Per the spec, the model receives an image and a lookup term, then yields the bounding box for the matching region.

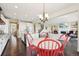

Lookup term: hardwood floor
[2,37,26,56]
[1,37,79,56]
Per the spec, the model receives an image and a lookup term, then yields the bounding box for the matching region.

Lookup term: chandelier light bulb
[39,15,43,20]
[14,5,18,8]
[45,13,49,18]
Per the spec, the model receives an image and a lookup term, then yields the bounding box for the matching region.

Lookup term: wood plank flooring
[1,37,79,56]
[2,38,26,56]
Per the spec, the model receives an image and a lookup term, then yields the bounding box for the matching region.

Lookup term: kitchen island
[0,34,10,55]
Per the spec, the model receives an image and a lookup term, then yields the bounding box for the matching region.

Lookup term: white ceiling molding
[1,14,9,24]
[48,12,79,24]
[50,6,79,19]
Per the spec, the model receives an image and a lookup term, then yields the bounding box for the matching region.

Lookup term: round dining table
[26,33,63,56]
[26,33,62,48]
[31,37,62,49]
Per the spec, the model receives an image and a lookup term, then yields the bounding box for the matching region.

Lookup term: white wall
[77,20,79,52]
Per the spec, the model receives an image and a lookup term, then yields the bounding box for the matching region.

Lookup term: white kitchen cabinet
[0,34,10,55]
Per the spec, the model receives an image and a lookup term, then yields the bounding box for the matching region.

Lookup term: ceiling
[0,3,79,23]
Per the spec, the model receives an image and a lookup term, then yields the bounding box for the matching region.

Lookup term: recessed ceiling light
[14,5,18,8]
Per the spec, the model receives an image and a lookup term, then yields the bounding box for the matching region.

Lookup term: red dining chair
[58,34,71,55]
[37,38,61,56]
[25,33,37,55]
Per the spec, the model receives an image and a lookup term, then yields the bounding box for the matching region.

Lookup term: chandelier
[38,3,49,23]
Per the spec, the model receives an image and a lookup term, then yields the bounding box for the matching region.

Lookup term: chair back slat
[57,34,71,55]
[37,38,61,56]
[58,34,70,47]
[44,42,46,49]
